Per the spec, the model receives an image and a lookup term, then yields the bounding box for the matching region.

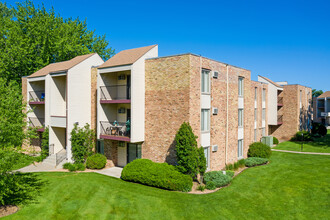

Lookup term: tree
[312,89,323,98]
[0,78,27,148]
[197,146,207,182]
[70,123,95,164]
[0,1,115,84]
[175,122,206,180]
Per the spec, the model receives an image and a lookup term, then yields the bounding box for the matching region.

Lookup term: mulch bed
[0,205,19,218]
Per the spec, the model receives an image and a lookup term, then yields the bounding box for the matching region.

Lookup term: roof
[318,91,330,98]
[98,45,157,69]
[258,75,282,88]
[27,53,96,78]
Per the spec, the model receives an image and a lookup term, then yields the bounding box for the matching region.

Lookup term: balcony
[277,115,283,125]
[100,85,131,104]
[29,91,45,104]
[29,117,45,132]
[277,97,283,107]
[100,121,130,141]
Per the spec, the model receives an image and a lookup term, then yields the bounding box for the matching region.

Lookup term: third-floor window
[238,77,244,97]
[201,69,210,93]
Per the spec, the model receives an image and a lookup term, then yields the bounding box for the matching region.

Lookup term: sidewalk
[272,149,330,155]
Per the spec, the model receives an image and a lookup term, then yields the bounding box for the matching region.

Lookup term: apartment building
[313,91,330,127]
[22,53,104,164]
[95,45,268,170]
[258,76,312,141]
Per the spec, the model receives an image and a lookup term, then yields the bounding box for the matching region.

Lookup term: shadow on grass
[1,172,46,206]
[291,133,330,149]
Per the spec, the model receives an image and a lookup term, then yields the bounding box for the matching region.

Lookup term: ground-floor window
[254,129,257,142]
[262,127,266,136]
[204,146,210,169]
[127,143,141,163]
[238,139,243,158]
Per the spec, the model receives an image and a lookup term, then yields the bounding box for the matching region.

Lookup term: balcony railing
[100,121,130,139]
[100,85,131,101]
[29,117,45,128]
[277,115,283,125]
[29,91,45,103]
[277,97,283,106]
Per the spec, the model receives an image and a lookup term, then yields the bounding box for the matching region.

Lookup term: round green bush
[245,157,269,167]
[205,181,217,190]
[247,142,272,158]
[318,125,327,137]
[203,171,232,188]
[225,170,235,178]
[273,136,279,145]
[121,159,193,192]
[86,153,107,169]
[312,122,327,136]
[291,131,312,141]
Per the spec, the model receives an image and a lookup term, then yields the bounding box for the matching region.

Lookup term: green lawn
[274,130,330,153]
[5,152,330,219]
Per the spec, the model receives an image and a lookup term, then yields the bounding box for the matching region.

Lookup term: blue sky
[5,0,330,91]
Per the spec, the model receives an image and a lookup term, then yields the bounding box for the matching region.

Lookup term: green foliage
[121,159,193,192]
[245,157,269,167]
[205,181,217,190]
[203,171,232,188]
[197,184,206,191]
[37,127,49,161]
[70,123,95,164]
[248,142,272,158]
[0,78,27,148]
[312,123,327,137]
[62,162,85,172]
[225,170,235,178]
[0,149,42,205]
[197,146,207,177]
[225,163,234,170]
[0,1,114,84]
[233,162,239,170]
[238,159,245,167]
[312,89,323,98]
[273,136,279,145]
[175,122,200,179]
[86,153,107,169]
[291,131,312,141]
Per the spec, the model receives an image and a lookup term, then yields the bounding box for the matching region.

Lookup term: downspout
[225,64,229,164]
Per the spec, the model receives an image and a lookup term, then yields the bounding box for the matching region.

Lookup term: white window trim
[238,139,244,159]
[204,146,211,170]
[238,108,244,128]
[201,109,210,132]
[238,77,244,97]
[201,69,211,95]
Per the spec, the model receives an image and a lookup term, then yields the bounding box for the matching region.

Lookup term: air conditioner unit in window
[213,71,219,79]
[212,145,218,152]
[212,107,218,115]
[118,108,126,114]
[118,74,126,80]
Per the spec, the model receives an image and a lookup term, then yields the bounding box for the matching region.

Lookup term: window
[201,109,210,131]
[127,144,142,163]
[262,127,266,136]
[300,90,302,109]
[238,77,244,96]
[262,89,266,102]
[262,108,266,121]
[255,87,257,101]
[201,69,210,93]
[238,139,243,158]
[204,146,210,169]
[254,108,257,122]
[254,129,257,142]
[238,109,243,127]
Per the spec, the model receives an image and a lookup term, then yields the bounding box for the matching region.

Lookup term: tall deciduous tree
[312,89,323,98]
[0,1,114,83]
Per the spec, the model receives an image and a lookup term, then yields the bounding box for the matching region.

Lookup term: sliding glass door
[127,143,141,163]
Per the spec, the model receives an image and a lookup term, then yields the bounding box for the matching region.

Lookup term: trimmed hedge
[203,171,232,188]
[245,157,268,167]
[248,142,272,158]
[86,153,107,169]
[273,136,279,145]
[121,159,193,192]
[62,162,85,172]
[205,181,216,190]
[225,170,235,178]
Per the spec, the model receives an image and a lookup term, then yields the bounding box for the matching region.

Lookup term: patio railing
[100,85,130,100]
[29,117,45,128]
[29,91,45,102]
[100,121,130,137]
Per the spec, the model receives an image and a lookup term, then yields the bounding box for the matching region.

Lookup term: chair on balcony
[106,124,116,135]
[119,125,127,136]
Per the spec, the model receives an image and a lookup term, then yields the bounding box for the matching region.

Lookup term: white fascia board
[28,76,46,82]
[99,65,131,74]
[50,71,67,77]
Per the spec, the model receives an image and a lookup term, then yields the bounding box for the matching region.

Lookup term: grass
[5,152,330,219]
[274,130,330,153]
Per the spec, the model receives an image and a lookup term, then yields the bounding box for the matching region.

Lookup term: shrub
[273,136,279,145]
[203,171,232,188]
[86,153,107,169]
[247,142,272,158]
[311,122,327,137]
[197,184,206,191]
[70,123,95,164]
[205,181,217,190]
[291,131,312,141]
[238,159,245,168]
[121,159,193,192]
[225,170,235,178]
[62,162,85,172]
[245,157,269,167]
[197,146,207,178]
[225,163,234,170]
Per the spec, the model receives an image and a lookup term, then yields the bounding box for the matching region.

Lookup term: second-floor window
[262,89,266,102]
[254,108,257,122]
[238,77,244,97]
[238,109,243,127]
[201,69,210,93]
[201,109,210,131]
[262,108,266,121]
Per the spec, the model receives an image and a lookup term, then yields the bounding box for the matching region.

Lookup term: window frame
[204,146,210,170]
[238,139,243,158]
[201,69,211,94]
[238,108,244,127]
[238,77,244,97]
[201,109,210,132]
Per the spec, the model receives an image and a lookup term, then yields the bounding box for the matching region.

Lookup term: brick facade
[91,67,98,131]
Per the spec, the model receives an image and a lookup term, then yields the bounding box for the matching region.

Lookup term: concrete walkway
[95,167,123,178]
[272,149,330,155]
